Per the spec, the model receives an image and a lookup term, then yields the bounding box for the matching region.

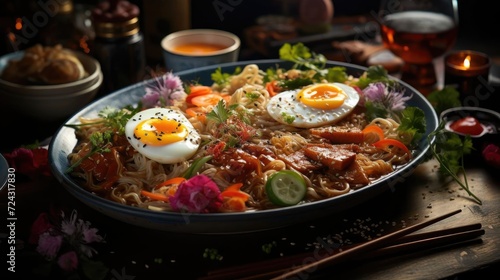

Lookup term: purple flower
[57,251,78,272]
[37,232,63,260]
[387,90,412,111]
[169,174,223,213]
[363,82,386,102]
[141,72,186,108]
[363,82,412,113]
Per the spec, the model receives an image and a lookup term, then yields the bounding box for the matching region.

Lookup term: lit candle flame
[463,55,471,69]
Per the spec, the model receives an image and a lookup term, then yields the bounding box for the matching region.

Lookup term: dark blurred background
[1,0,499,62]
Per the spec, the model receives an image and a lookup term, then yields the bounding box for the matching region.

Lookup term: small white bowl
[161,29,240,72]
[0,50,101,95]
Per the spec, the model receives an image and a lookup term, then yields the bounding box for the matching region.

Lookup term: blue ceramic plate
[49,60,439,234]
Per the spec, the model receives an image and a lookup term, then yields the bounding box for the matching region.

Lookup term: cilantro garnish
[65,131,113,173]
[427,122,480,204]
[354,65,395,89]
[206,99,232,124]
[281,112,296,124]
[397,107,426,147]
[203,248,223,261]
[424,86,479,203]
[261,241,278,254]
[426,86,462,116]
[211,67,241,87]
[279,42,327,74]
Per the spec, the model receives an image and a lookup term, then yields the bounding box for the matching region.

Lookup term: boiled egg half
[125,108,201,164]
[266,83,360,128]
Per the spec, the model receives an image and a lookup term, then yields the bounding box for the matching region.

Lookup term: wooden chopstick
[230,228,485,280]
[359,227,485,260]
[271,209,463,280]
[200,209,484,280]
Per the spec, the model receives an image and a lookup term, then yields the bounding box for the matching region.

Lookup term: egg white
[266,83,360,128]
[125,108,201,164]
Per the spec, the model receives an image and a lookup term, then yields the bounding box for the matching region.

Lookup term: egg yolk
[296,83,346,110]
[134,118,188,146]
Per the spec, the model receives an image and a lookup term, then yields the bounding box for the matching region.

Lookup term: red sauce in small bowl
[450,116,484,136]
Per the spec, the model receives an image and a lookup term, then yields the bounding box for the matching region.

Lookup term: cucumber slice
[265,170,307,206]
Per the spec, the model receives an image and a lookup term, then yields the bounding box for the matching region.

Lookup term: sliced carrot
[225,182,243,192]
[186,85,212,104]
[222,197,247,212]
[186,107,208,123]
[165,185,178,197]
[191,93,224,107]
[373,138,411,156]
[221,183,249,201]
[140,190,169,202]
[155,177,186,189]
[362,124,385,143]
[266,80,280,97]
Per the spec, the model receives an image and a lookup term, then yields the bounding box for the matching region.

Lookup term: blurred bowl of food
[161,29,240,72]
[0,44,102,121]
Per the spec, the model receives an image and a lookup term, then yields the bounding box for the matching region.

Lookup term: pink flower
[29,213,53,244]
[37,232,63,260]
[482,143,500,169]
[169,174,223,213]
[57,251,79,272]
[3,147,52,179]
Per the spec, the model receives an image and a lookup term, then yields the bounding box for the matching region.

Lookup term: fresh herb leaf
[203,248,223,261]
[211,67,241,87]
[206,99,231,124]
[211,67,231,86]
[261,241,277,254]
[279,42,327,74]
[364,100,389,121]
[281,112,296,124]
[354,65,394,89]
[426,86,461,116]
[325,66,348,83]
[397,107,426,147]
[65,131,113,173]
[279,77,314,90]
[427,122,480,204]
[64,106,139,173]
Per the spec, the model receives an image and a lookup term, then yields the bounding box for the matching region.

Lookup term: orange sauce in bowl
[172,43,227,55]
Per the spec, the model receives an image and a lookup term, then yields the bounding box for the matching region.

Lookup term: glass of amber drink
[378,0,459,95]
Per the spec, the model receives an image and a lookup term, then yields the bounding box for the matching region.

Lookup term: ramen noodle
[66,62,423,213]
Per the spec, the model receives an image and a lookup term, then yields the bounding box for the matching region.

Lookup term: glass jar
[91,0,146,94]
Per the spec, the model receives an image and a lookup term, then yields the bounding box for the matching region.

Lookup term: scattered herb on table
[203,248,223,261]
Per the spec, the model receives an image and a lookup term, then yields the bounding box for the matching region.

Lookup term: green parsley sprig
[426,86,480,204]
[427,122,480,204]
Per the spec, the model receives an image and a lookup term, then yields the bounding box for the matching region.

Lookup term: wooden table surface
[2,149,500,279]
